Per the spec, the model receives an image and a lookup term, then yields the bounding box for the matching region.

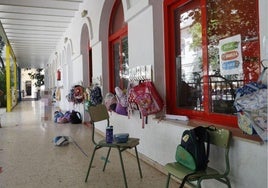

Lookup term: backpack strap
[197,126,214,163]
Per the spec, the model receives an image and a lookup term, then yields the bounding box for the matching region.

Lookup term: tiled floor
[0,101,179,188]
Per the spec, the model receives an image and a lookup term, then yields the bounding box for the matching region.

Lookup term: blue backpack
[54,111,64,123]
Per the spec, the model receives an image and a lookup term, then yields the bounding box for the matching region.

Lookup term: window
[164,0,260,127]
[109,0,129,90]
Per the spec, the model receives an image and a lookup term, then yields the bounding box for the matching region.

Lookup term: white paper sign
[219,34,243,75]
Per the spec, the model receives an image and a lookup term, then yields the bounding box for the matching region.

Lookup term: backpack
[127,81,164,128]
[104,92,117,112]
[90,85,103,106]
[54,111,64,123]
[70,110,82,124]
[57,111,72,123]
[115,87,128,107]
[67,85,84,104]
[176,126,211,171]
[115,87,128,116]
[176,126,213,188]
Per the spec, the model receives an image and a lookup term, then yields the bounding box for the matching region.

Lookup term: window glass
[113,42,120,87]
[174,2,202,110]
[206,0,259,114]
[120,36,129,88]
[113,36,129,89]
[165,0,260,126]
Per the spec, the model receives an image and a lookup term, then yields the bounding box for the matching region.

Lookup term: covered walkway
[0,100,179,188]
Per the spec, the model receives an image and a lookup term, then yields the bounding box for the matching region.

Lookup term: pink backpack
[128,81,164,128]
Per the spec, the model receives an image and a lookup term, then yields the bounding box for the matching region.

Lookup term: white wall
[91,41,103,84]
[45,1,268,187]
[128,6,154,68]
[102,112,268,188]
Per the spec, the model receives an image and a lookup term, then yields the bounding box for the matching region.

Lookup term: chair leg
[118,148,128,188]
[85,147,97,182]
[225,177,231,188]
[216,177,231,188]
[134,146,143,178]
[196,179,202,188]
[166,173,171,188]
[103,147,111,172]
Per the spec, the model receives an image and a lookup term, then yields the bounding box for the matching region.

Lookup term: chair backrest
[88,104,109,123]
[207,127,231,176]
[88,104,110,145]
[207,128,231,148]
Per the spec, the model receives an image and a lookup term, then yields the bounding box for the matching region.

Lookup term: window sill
[157,117,264,145]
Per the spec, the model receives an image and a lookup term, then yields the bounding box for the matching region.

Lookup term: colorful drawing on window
[219,34,243,76]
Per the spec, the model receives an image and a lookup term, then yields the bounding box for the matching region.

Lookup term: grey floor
[0,100,179,188]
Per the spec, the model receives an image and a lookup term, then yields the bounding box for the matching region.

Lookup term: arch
[80,23,92,122]
[84,17,94,41]
[80,23,92,87]
[98,0,129,94]
[98,0,115,95]
[65,38,74,55]
[108,0,128,90]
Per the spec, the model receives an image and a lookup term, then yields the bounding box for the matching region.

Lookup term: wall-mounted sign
[219,34,243,76]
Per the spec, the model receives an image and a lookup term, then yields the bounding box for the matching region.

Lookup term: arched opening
[109,0,128,91]
[81,23,92,122]
[81,23,92,87]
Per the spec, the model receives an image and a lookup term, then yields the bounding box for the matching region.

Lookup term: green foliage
[0,70,6,93]
[0,70,6,107]
[189,22,202,51]
[28,68,44,87]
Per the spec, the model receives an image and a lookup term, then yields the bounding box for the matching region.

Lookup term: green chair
[165,127,232,188]
[85,104,143,188]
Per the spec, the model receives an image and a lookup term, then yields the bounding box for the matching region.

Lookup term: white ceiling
[0,0,83,68]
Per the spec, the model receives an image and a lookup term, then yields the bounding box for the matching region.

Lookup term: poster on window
[219,34,243,76]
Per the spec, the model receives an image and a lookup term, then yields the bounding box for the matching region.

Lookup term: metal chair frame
[165,127,232,188]
[85,104,143,188]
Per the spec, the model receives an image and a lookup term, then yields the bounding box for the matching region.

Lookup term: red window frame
[164,0,261,127]
[108,0,128,91]
[109,28,128,90]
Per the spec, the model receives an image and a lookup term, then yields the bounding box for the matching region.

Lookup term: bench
[165,127,232,188]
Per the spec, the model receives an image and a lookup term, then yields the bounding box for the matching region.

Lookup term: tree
[28,68,44,87]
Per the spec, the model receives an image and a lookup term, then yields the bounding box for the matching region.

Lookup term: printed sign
[219,34,243,76]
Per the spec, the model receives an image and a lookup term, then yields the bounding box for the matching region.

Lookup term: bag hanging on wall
[134,81,164,115]
[115,87,128,107]
[234,67,267,141]
[237,111,256,135]
[127,82,139,113]
[90,85,103,106]
[115,87,128,116]
[128,81,164,128]
[104,92,117,112]
[67,85,85,104]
